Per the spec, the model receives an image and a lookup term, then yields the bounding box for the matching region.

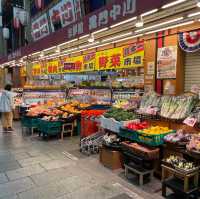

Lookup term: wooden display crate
[99,146,123,170]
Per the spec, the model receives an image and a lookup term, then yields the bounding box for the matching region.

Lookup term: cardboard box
[99,146,123,170]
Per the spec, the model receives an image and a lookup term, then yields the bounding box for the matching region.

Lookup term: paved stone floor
[0,122,164,199]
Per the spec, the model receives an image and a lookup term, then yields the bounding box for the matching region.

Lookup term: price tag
[183,117,197,127]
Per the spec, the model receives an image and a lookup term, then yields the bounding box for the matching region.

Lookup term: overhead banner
[32,63,42,76]
[157,46,177,79]
[31,13,50,41]
[32,42,144,75]
[179,30,200,52]
[96,41,144,70]
[63,55,83,73]
[83,53,96,71]
[49,0,76,32]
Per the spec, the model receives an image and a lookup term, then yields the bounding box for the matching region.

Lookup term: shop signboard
[67,0,136,39]
[31,13,50,41]
[32,63,42,76]
[49,0,76,32]
[83,53,96,71]
[62,55,83,73]
[157,46,177,79]
[46,60,59,74]
[96,42,144,70]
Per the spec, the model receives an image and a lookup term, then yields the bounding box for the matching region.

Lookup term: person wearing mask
[0,84,15,132]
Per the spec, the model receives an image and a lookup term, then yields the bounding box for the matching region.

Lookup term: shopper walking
[0,84,15,132]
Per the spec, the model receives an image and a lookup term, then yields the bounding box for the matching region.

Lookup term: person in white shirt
[0,84,15,132]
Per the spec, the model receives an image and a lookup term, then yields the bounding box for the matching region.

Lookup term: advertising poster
[157,46,177,79]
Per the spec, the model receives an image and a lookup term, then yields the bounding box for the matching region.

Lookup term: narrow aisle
[0,122,163,199]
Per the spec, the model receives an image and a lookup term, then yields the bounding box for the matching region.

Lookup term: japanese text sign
[83,53,96,71]
[49,0,76,32]
[96,41,144,70]
[31,13,50,41]
[63,55,83,73]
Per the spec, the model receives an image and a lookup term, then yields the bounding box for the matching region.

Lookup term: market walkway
[0,122,163,199]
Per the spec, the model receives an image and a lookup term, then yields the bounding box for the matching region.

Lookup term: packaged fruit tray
[135,129,176,147]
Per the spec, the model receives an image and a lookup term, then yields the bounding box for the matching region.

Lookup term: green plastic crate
[37,119,62,136]
[135,130,176,146]
[119,127,138,141]
[21,116,40,128]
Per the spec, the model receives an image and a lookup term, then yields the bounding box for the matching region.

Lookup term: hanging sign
[49,0,76,32]
[157,46,177,79]
[63,55,83,73]
[122,41,144,69]
[96,42,144,70]
[179,30,200,52]
[31,13,50,41]
[83,53,96,71]
[47,60,59,74]
[32,63,42,76]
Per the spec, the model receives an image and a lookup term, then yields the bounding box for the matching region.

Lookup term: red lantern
[35,0,44,10]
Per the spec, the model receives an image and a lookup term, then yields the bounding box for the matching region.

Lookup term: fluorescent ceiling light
[92,27,109,34]
[145,20,194,35]
[135,17,183,33]
[162,0,186,9]
[43,46,56,52]
[79,41,100,49]
[79,34,90,39]
[58,38,78,46]
[135,16,144,28]
[113,34,143,43]
[32,51,40,56]
[102,32,132,42]
[141,9,158,17]
[110,16,137,28]
[188,11,200,17]
[87,43,112,50]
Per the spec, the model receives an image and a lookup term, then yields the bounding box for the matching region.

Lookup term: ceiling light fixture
[87,43,112,50]
[92,27,109,34]
[79,34,90,39]
[79,41,100,49]
[141,9,158,17]
[88,34,95,43]
[113,34,144,43]
[135,17,183,33]
[110,16,137,28]
[135,16,144,28]
[102,32,133,42]
[188,11,200,18]
[162,0,186,9]
[145,20,194,35]
[58,38,78,47]
[197,0,200,7]
[43,46,56,52]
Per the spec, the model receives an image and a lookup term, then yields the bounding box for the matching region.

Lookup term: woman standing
[0,84,15,132]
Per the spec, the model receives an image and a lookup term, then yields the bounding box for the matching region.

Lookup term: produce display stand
[161,164,199,198]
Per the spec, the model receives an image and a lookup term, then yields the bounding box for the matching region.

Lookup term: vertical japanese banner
[63,55,83,73]
[83,53,96,72]
[31,13,50,41]
[49,0,76,32]
[95,47,123,70]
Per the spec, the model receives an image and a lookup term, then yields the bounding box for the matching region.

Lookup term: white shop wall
[184,50,200,92]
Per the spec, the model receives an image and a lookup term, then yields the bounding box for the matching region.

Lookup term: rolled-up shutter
[184,51,200,92]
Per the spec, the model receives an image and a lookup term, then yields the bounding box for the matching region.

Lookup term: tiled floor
[0,122,164,199]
